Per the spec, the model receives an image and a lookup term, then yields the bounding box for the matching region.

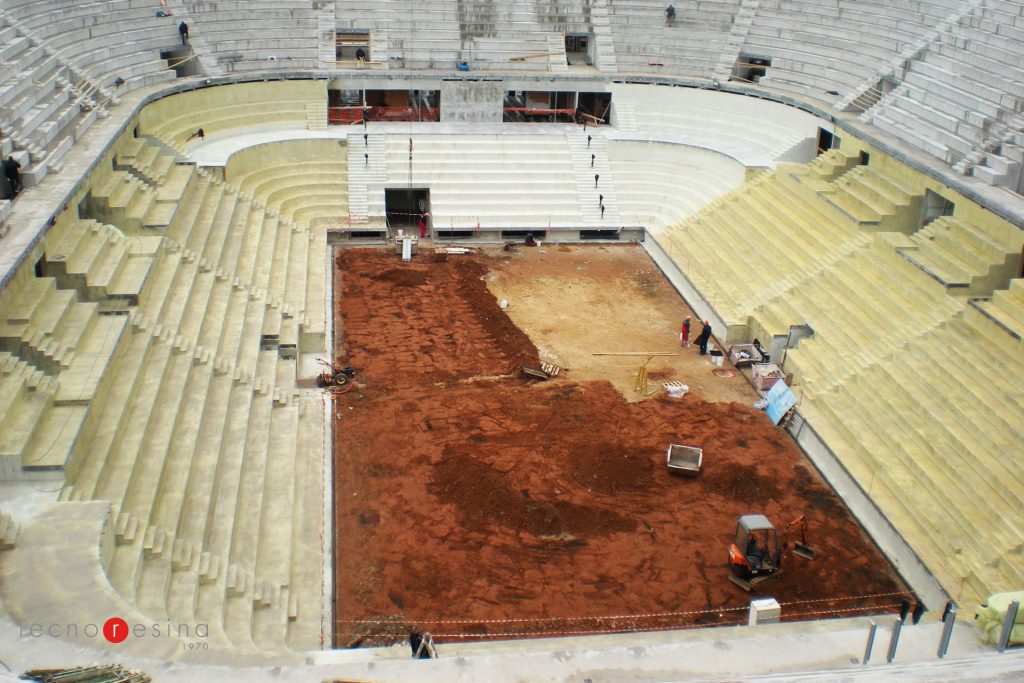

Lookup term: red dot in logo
[103,617,128,644]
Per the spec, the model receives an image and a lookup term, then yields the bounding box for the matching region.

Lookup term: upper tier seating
[0,0,177,184]
[354,0,590,71]
[860,1,1024,182]
[182,0,319,73]
[606,0,735,78]
[3,0,177,93]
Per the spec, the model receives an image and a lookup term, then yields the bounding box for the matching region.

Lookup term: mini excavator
[727,514,815,591]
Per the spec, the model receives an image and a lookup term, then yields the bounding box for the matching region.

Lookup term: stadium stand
[0,1,1023,679]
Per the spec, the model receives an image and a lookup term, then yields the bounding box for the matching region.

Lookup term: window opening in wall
[816,128,834,155]
[503,91,576,122]
[336,31,370,63]
[364,90,440,122]
[859,150,870,166]
[920,189,955,228]
[329,90,440,124]
[731,54,770,84]
[502,230,548,239]
[577,92,612,125]
[580,229,620,240]
[565,34,590,66]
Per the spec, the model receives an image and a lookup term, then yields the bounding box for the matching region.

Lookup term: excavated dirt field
[332,245,911,647]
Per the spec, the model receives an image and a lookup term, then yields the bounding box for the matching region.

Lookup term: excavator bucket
[792,541,816,560]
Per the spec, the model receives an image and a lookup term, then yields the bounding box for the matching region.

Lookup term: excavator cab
[728,514,782,591]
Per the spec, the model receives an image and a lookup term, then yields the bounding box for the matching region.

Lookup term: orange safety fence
[335,591,914,645]
[327,105,439,124]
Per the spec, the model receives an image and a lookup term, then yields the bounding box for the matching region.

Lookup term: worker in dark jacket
[4,156,22,196]
[695,319,712,355]
[179,21,189,44]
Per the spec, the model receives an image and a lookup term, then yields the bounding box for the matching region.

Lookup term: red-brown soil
[332,247,910,647]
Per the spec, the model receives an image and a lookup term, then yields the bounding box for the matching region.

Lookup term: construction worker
[4,156,22,197]
[680,315,691,347]
[665,4,676,25]
[695,320,712,355]
[178,21,189,44]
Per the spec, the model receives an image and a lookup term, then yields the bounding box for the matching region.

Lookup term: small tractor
[317,361,356,391]
[727,514,815,591]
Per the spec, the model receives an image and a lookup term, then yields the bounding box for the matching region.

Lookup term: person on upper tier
[4,156,22,197]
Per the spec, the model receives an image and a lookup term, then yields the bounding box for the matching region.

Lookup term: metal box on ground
[729,344,764,368]
[666,444,702,476]
[753,363,785,392]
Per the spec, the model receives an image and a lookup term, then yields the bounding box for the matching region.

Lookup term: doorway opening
[385,188,431,234]
[578,92,612,124]
[565,34,590,65]
[816,128,834,155]
[920,189,955,229]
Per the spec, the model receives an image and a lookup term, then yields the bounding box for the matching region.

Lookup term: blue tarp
[765,380,797,424]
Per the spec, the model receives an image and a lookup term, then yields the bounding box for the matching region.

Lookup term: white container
[748,597,781,625]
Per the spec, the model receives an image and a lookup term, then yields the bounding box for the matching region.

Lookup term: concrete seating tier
[608,139,745,233]
[797,306,1024,608]
[774,235,964,395]
[90,170,173,231]
[0,29,95,185]
[860,2,1024,170]
[371,0,587,70]
[740,0,957,100]
[606,0,733,78]
[50,133,326,653]
[3,0,176,93]
[0,264,131,479]
[609,83,820,166]
[898,217,1024,296]
[232,163,348,229]
[385,134,582,228]
[137,82,323,151]
[41,218,162,307]
[657,164,866,333]
[814,165,920,231]
[974,279,1024,341]
[182,0,318,72]
[0,351,60,480]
